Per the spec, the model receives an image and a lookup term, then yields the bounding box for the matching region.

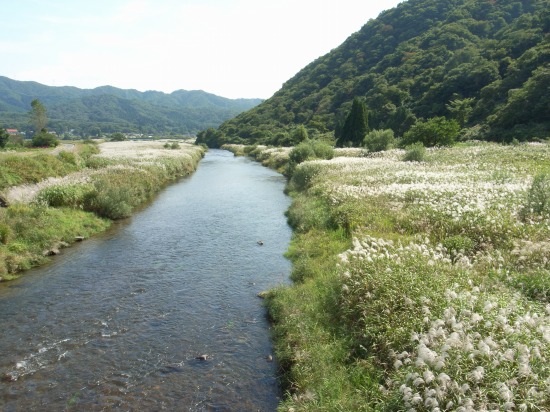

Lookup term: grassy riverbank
[0,141,204,280]
[226,142,550,411]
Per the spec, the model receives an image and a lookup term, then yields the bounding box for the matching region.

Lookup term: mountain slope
[0,76,262,135]
[208,0,549,146]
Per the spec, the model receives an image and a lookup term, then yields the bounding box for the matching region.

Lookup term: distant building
[6,129,18,135]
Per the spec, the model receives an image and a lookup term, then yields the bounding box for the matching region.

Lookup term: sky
[1,0,403,99]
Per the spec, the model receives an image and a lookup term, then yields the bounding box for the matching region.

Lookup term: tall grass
[0,141,204,279]
[265,142,550,410]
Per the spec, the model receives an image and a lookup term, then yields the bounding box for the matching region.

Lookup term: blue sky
[1,0,403,99]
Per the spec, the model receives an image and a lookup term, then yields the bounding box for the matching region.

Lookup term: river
[0,150,292,411]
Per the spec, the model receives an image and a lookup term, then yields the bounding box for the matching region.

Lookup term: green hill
[0,76,262,136]
[202,0,549,147]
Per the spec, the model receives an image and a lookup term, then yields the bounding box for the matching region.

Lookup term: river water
[0,150,292,411]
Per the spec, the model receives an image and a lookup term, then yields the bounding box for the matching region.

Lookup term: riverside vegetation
[224,141,550,411]
[0,140,204,280]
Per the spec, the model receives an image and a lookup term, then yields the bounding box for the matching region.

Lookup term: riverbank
[0,141,204,280]
[225,142,550,411]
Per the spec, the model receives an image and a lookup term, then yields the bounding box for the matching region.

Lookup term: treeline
[199,0,550,147]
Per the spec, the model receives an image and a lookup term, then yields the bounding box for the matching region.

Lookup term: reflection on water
[0,150,292,411]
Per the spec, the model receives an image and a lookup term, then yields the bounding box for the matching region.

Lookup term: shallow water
[0,150,292,411]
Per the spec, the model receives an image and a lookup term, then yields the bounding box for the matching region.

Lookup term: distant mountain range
[0,76,262,136]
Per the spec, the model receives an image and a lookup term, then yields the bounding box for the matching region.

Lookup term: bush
[289,141,316,164]
[401,117,459,147]
[32,131,59,147]
[287,140,334,177]
[290,163,323,192]
[402,142,426,162]
[310,139,334,160]
[364,129,395,152]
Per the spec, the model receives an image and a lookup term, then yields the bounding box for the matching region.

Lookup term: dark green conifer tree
[338,97,369,147]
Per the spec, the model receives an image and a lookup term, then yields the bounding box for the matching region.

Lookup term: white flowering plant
[270,141,550,410]
[339,234,550,410]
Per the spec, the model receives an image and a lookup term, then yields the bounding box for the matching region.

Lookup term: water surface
[0,149,292,411]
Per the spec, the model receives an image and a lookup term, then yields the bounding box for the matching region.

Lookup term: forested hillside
[202,0,549,147]
[0,76,262,136]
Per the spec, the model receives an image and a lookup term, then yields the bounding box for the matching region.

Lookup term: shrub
[310,139,334,160]
[287,140,334,177]
[401,116,459,147]
[289,141,315,164]
[32,131,59,147]
[402,142,426,162]
[290,163,323,192]
[364,129,395,152]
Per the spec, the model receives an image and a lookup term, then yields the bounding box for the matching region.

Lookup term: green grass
[0,152,80,190]
[0,204,110,279]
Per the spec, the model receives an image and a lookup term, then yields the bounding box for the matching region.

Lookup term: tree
[32,131,59,147]
[401,117,460,147]
[364,129,395,152]
[338,97,369,147]
[291,125,309,145]
[446,97,475,126]
[0,128,9,148]
[30,99,48,132]
[110,132,127,142]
